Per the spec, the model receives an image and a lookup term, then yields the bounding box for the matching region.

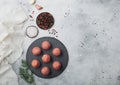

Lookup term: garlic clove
[28,0,36,5]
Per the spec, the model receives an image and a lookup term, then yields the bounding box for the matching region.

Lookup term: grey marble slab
[13,0,120,85]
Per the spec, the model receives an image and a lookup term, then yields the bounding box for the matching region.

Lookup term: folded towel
[0,0,27,85]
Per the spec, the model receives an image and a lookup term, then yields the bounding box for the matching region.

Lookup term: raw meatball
[42,54,51,63]
[32,47,41,56]
[31,59,40,68]
[41,66,50,76]
[52,48,61,56]
[52,61,61,70]
[42,41,51,50]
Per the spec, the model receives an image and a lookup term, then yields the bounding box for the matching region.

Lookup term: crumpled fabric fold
[0,0,27,85]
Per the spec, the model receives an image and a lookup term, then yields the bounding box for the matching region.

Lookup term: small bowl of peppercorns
[36,12,55,30]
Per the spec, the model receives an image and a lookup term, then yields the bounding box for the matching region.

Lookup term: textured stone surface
[14,0,120,85]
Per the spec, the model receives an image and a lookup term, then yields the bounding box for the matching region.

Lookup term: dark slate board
[26,37,69,79]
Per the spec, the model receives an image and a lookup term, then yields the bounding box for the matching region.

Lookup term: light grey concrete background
[13,0,120,85]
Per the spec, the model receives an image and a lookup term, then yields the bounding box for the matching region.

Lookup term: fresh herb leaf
[19,60,36,85]
[21,60,29,68]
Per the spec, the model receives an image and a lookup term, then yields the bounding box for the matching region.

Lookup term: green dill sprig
[19,60,36,85]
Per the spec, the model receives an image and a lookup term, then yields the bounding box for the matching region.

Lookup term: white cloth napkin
[0,0,27,85]
[0,60,18,85]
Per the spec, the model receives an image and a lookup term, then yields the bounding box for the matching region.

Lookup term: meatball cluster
[31,40,62,76]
